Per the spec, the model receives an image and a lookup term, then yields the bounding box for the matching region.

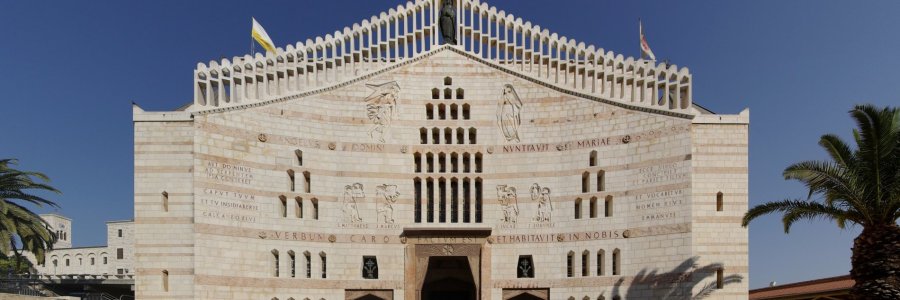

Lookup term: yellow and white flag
[252,17,276,53]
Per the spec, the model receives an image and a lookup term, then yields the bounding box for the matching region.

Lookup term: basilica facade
[132,1,749,299]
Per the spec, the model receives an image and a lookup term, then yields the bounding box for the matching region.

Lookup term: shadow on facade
[607,256,742,299]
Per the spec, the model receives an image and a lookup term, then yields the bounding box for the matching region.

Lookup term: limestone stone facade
[133,1,750,299]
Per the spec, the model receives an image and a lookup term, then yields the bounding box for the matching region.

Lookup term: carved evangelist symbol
[342,183,365,223]
[376,184,400,224]
[364,81,400,143]
[531,183,552,222]
[497,84,523,142]
[496,185,520,223]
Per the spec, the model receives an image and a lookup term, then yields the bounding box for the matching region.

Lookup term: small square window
[118,229,123,238]
[517,255,534,278]
[362,256,378,279]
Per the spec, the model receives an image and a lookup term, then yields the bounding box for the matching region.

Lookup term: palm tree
[742,104,900,299]
[0,159,60,273]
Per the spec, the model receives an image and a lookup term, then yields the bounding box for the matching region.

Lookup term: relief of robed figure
[498,84,523,142]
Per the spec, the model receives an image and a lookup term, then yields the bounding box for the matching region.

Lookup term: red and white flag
[640,20,656,61]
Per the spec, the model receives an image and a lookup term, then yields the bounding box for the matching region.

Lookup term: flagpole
[250,17,255,56]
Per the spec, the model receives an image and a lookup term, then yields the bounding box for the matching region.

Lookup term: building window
[582,250,590,276]
[605,196,614,217]
[65,259,69,266]
[427,153,435,173]
[716,268,724,289]
[426,178,435,222]
[295,197,303,218]
[117,248,124,260]
[450,178,459,223]
[474,153,483,173]
[162,270,169,292]
[439,152,447,173]
[288,250,296,278]
[432,88,440,99]
[426,103,434,120]
[90,257,95,265]
[118,229,123,238]
[517,255,534,278]
[444,127,452,144]
[574,198,582,219]
[462,104,470,120]
[438,178,447,222]
[450,153,459,173]
[415,153,422,172]
[295,149,303,166]
[303,171,311,193]
[589,150,597,166]
[444,76,452,86]
[287,170,296,192]
[272,249,280,277]
[304,251,312,278]
[103,257,108,264]
[311,198,319,220]
[596,249,605,276]
[612,249,620,275]
[468,128,477,144]
[362,256,378,279]
[463,178,471,223]
[462,153,471,173]
[320,252,327,279]
[582,172,590,193]
[420,128,428,144]
[279,196,288,218]
[589,197,598,218]
[475,178,483,223]
[566,251,574,277]
[597,170,605,192]
[456,88,464,99]
[717,192,724,212]
[450,104,458,119]
[162,191,169,212]
[432,127,440,144]
[444,88,452,99]
[456,128,464,144]
[438,103,446,120]
[414,178,422,223]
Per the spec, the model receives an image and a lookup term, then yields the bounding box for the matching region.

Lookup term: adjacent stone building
[30,214,134,277]
[133,1,750,299]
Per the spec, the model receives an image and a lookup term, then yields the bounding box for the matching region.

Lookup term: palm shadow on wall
[606,256,743,300]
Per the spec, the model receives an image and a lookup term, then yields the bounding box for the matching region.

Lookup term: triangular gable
[191,0,693,118]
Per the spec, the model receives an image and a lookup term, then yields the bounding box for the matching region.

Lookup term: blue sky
[1,0,898,289]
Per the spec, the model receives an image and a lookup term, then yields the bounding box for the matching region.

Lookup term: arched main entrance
[421,256,476,300]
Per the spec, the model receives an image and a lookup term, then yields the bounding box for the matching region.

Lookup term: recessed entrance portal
[422,256,476,300]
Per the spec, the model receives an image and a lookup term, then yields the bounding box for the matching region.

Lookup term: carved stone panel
[364,81,400,143]
[529,183,552,222]
[498,84,523,143]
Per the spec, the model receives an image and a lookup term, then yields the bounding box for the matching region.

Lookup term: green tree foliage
[0,159,60,273]
[743,105,900,299]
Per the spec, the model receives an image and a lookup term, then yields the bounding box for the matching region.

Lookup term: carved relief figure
[364,81,400,143]
[531,183,552,222]
[496,185,519,223]
[376,184,400,223]
[497,84,523,142]
[439,0,456,45]
[342,183,364,222]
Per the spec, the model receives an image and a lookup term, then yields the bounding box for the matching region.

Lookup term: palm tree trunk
[851,224,900,299]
